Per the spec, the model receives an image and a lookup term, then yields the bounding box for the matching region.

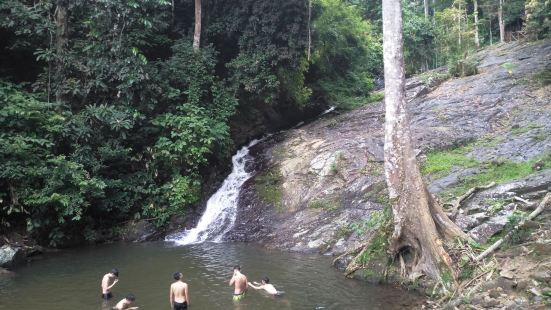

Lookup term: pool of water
[0,242,422,309]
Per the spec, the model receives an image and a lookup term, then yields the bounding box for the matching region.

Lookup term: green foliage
[358,231,388,265]
[422,139,551,202]
[448,56,479,77]
[532,67,551,86]
[524,0,551,39]
[485,198,509,215]
[350,207,392,235]
[144,175,201,227]
[504,210,529,244]
[0,82,105,245]
[309,198,340,211]
[212,0,310,106]
[403,2,437,74]
[352,207,392,265]
[501,62,515,76]
[308,0,382,108]
[418,71,451,87]
[421,145,478,177]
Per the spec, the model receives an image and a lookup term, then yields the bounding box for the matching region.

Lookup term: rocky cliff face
[225,40,551,263]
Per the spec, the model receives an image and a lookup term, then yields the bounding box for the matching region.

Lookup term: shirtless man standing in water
[169,272,190,310]
[229,265,248,301]
[101,268,119,299]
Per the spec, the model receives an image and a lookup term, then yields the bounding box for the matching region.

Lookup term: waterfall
[166,139,261,245]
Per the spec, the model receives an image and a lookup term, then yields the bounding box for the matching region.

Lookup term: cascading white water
[166,139,261,245]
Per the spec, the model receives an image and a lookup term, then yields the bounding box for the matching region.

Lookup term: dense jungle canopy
[0,0,548,246]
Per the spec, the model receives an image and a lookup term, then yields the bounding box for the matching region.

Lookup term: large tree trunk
[307,0,312,61]
[498,0,505,43]
[55,0,68,105]
[193,0,202,51]
[474,0,480,48]
[382,0,468,284]
[424,0,429,19]
[457,1,462,47]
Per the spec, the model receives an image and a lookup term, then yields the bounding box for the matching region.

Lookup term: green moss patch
[309,198,340,211]
[421,144,478,178]
[421,137,551,202]
[440,155,551,200]
[255,168,283,210]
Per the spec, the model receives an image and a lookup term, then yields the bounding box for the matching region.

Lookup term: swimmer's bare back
[170,281,189,305]
[229,272,248,294]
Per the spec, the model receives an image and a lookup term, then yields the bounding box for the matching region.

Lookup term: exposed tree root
[475,192,551,261]
[448,182,496,219]
[387,187,472,291]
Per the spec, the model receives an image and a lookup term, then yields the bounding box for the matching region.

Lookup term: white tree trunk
[55,0,68,105]
[307,0,312,61]
[474,0,480,48]
[498,0,505,43]
[457,2,462,47]
[382,0,468,283]
[193,0,202,51]
[424,0,429,19]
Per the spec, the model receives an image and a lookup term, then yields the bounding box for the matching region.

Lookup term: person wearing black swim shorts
[170,272,190,309]
[101,268,119,300]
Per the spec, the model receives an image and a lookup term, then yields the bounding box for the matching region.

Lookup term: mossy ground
[254,168,283,210]
[308,198,340,211]
[420,137,551,202]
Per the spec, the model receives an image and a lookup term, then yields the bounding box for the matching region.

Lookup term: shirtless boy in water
[248,276,279,295]
[113,294,138,310]
[170,272,190,310]
[101,268,119,299]
[229,265,248,301]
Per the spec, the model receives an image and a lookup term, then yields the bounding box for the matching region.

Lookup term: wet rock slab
[226,41,551,258]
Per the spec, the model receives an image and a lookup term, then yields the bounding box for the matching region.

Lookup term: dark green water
[0,242,422,309]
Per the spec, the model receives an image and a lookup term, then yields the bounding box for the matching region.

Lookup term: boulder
[120,220,158,242]
[469,215,509,244]
[0,245,25,268]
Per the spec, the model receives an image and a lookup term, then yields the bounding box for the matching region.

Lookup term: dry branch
[450,182,496,218]
[513,196,534,207]
[475,193,551,261]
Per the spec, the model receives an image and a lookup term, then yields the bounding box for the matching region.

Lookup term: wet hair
[126,294,136,301]
[173,272,183,280]
[262,276,270,284]
[111,268,119,277]
[233,265,241,271]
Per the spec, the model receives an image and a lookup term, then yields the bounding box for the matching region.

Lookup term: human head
[233,265,241,272]
[262,276,270,284]
[173,272,183,280]
[126,294,136,302]
[111,268,119,277]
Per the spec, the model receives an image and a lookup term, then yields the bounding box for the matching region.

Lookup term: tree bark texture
[307,0,312,61]
[382,0,468,283]
[498,0,505,43]
[474,0,480,48]
[55,0,68,105]
[193,0,202,51]
[424,0,429,19]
